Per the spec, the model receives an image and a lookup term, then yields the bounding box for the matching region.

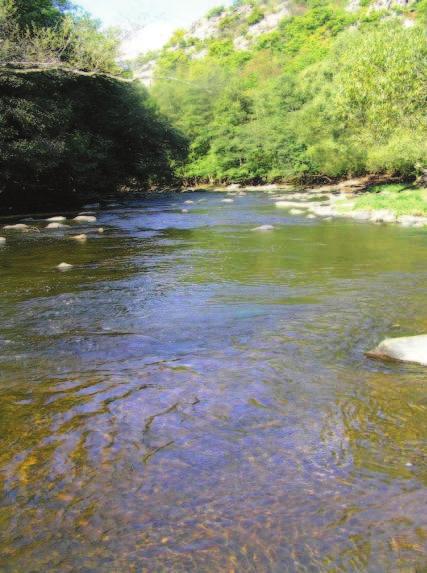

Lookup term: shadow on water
[0,192,426,571]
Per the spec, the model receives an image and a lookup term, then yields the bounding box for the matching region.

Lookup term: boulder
[367,335,427,366]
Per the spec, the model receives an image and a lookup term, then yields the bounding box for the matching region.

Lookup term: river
[0,191,426,572]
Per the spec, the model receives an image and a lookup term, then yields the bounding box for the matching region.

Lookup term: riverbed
[0,191,426,571]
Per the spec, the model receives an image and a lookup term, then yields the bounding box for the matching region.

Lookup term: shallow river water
[0,191,426,572]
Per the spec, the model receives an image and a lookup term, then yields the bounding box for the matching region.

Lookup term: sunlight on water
[0,192,426,571]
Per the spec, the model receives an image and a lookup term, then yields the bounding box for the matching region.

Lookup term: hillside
[134,0,426,185]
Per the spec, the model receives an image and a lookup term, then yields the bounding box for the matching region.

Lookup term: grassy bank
[339,184,427,217]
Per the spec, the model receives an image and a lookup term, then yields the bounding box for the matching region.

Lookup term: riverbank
[188,177,427,227]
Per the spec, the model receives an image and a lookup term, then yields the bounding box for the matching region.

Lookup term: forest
[149,0,426,185]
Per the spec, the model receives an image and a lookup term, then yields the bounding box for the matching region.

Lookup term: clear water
[0,192,426,572]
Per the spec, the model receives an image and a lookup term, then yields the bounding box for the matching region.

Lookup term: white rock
[310,206,336,217]
[57,262,73,270]
[290,208,304,215]
[306,214,316,219]
[98,227,104,234]
[46,216,66,222]
[397,215,426,227]
[3,223,29,231]
[252,225,274,231]
[367,334,427,366]
[184,200,194,204]
[181,209,189,213]
[0,237,6,245]
[276,200,306,208]
[73,215,97,223]
[370,209,396,223]
[70,234,87,242]
[46,222,69,229]
[351,211,372,221]
[221,198,234,203]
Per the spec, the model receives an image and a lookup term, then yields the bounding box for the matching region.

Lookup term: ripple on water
[0,192,426,571]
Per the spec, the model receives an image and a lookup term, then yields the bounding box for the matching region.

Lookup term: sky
[77,0,233,56]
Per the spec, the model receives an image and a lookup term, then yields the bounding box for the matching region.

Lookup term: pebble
[98,228,104,234]
[70,234,87,242]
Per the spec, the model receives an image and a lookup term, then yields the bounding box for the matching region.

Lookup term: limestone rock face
[367,335,427,366]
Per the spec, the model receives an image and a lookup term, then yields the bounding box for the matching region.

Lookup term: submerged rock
[367,335,427,366]
[221,198,234,203]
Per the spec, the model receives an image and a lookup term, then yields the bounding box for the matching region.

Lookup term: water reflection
[0,193,426,571]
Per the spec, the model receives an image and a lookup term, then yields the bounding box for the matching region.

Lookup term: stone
[290,208,304,215]
[306,214,316,219]
[221,198,234,203]
[0,237,6,245]
[370,210,397,223]
[70,234,87,242]
[57,262,73,270]
[73,215,97,223]
[98,227,104,233]
[46,216,66,222]
[366,335,427,366]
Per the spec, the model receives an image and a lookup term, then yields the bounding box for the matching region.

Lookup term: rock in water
[46,222,69,229]
[3,224,29,231]
[73,215,97,223]
[252,225,274,231]
[46,216,66,222]
[70,234,87,242]
[57,262,73,270]
[367,335,427,366]
[221,198,234,203]
[0,237,6,245]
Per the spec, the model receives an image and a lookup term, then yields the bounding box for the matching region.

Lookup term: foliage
[0,0,188,213]
[0,71,187,213]
[150,0,426,184]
